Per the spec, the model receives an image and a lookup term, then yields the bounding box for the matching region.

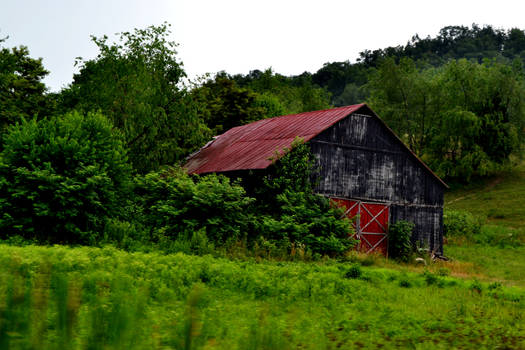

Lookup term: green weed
[0,244,522,349]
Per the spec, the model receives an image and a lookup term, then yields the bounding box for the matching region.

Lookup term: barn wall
[310,111,445,254]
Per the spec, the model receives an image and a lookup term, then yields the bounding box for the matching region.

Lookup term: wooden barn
[184,104,448,255]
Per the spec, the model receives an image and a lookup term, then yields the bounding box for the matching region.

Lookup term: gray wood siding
[310,111,445,254]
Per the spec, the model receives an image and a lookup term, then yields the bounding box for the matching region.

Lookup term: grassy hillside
[445,162,525,230]
[0,245,524,349]
[444,161,525,287]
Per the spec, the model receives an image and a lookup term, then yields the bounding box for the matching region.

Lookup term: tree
[0,111,132,244]
[58,24,210,173]
[0,38,53,134]
[191,74,267,135]
[366,57,436,155]
[312,61,369,105]
[367,57,525,180]
[232,68,332,115]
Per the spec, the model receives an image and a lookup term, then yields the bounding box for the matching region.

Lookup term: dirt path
[445,176,503,205]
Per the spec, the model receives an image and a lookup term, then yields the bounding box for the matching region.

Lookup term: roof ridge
[268,103,365,119]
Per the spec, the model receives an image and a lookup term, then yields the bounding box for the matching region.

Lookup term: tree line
[1,23,525,250]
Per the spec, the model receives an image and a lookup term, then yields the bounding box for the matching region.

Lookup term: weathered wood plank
[311,111,444,254]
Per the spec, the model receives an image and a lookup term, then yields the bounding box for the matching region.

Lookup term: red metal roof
[184,103,448,188]
[184,104,366,174]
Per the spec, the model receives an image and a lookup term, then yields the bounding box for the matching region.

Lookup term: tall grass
[0,244,523,349]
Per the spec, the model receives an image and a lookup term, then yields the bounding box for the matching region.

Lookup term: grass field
[444,161,525,288]
[0,245,524,349]
[445,161,525,230]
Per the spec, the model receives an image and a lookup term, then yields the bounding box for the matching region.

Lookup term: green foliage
[263,138,316,195]
[253,139,355,256]
[388,221,414,261]
[368,57,525,180]
[228,25,525,108]
[0,41,53,135]
[312,61,369,106]
[253,92,287,118]
[231,68,332,115]
[443,209,482,237]
[58,24,210,173]
[191,74,267,134]
[0,245,524,349]
[134,168,254,245]
[358,24,525,67]
[344,264,362,279]
[0,111,131,244]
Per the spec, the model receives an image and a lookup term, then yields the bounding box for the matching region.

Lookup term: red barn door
[331,198,390,255]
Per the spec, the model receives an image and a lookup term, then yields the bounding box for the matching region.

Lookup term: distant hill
[232,24,525,107]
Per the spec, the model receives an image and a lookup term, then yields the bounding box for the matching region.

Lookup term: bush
[252,139,356,257]
[0,111,131,244]
[443,209,482,236]
[344,264,362,279]
[388,221,414,261]
[423,270,438,285]
[133,168,254,245]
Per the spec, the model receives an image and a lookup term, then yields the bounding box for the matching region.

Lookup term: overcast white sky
[2,0,525,91]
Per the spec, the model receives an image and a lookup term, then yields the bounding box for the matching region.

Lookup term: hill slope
[444,161,525,286]
[446,162,525,229]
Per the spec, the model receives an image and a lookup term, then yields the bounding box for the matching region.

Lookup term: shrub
[0,111,131,244]
[443,209,482,236]
[423,270,438,285]
[344,264,362,279]
[388,221,414,261]
[398,277,412,288]
[470,279,483,294]
[252,139,356,256]
[134,168,254,245]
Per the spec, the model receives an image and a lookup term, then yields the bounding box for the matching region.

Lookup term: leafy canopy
[0,111,132,244]
[0,38,53,134]
[191,74,267,135]
[58,23,210,173]
[367,57,525,180]
[133,168,254,245]
[231,69,332,115]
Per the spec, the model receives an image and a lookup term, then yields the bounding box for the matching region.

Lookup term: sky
[2,0,525,91]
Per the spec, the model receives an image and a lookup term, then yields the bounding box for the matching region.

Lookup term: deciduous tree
[58,24,210,173]
[0,38,53,134]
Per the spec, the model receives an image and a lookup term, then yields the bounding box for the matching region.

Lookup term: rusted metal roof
[184,103,448,188]
[184,104,366,174]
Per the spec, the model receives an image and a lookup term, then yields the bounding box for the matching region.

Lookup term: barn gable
[311,105,446,202]
[309,105,445,254]
[184,104,447,255]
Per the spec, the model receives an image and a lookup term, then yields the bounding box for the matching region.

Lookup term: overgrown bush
[443,209,482,236]
[0,111,131,244]
[388,221,414,261]
[252,139,356,256]
[133,167,254,245]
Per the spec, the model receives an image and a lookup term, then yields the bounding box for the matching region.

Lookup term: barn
[184,104,448,256]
